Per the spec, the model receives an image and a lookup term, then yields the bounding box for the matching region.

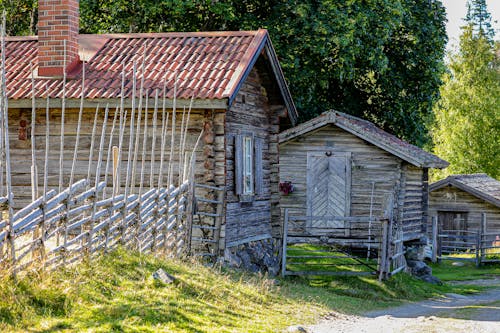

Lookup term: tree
[432,25,500,179]
[0,0,37,36]
[2,0,448,146]
[465,0,495,42]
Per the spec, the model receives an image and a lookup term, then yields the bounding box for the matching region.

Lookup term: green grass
[286,244,377,274]
[0,248,488,333]
[430,259,500,282]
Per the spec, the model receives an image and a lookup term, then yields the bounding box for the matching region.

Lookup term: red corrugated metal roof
[4,30,269,101]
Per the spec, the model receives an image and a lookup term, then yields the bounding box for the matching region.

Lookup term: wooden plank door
[307,152,351,232]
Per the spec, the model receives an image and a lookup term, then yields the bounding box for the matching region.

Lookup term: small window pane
[243,136,253,194]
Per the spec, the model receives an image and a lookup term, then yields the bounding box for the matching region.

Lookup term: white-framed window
[235,133,263,200]
[242,135,254,195]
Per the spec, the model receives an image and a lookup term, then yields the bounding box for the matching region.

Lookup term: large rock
[407,260,432,277]
[224,238,281,276]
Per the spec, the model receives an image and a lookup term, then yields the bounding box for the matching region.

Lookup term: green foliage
[267,0,447,146]
[465,0,495,42]
[2,0,447,146]
[0,0,37,36]
[432,25,500,180]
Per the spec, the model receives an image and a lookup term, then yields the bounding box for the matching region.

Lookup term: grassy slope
[0,248,483,333]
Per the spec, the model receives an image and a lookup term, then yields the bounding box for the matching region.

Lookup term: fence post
[432,216,438,263]
[281,208,289,278]
[480,213,486,265]
[184,155,196,256]
[378,219,389,281]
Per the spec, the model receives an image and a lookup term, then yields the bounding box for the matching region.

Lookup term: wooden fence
[281,208,406,280]
[431,213,500,266]
[0,178,192,275]
[0,20,202,276]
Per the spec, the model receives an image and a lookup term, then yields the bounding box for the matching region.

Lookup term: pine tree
[465,0,495,42]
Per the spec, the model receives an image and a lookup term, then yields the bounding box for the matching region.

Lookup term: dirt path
[307,279,500,333]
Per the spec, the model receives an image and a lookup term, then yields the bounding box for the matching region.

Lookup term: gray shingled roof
[279,111,449,169]
[430,174,500,207]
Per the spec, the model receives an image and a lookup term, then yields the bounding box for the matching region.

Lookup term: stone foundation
[224,238,281,276]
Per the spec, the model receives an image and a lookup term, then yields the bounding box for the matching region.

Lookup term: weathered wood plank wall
[279,124,427,242]
[7,107,210,209]
[429,187,500,233]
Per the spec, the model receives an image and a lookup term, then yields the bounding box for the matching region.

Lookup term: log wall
[429,186,500,233]
[6,106,212,209]
[224,66,282,247]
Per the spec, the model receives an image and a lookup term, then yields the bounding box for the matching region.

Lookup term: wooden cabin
[278,111,448,246]
[3,0,297,273]
[429,174,500,234]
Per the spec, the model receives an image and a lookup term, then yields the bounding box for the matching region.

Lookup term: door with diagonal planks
[306,152,351,233]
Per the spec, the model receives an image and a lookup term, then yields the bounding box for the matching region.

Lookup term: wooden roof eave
[7,97,229,110]
[225,29,298,126]
[279,112,449,169]
[429,179,500,208]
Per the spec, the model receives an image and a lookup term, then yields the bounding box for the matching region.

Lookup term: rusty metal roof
[430,174,500,207]
[279,111,449,169]
[3,30,297,122]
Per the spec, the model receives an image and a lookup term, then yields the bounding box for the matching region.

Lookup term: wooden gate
[281,209,405,280]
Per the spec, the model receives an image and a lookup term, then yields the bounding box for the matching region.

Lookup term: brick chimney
[38,0,80,77]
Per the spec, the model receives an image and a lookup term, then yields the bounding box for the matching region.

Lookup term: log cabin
[278,111,448,249]
[3,0,297,273]
[429,174,500,235]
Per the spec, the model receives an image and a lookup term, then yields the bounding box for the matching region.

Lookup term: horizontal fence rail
[431,214,500,266]
[0,179,191,275]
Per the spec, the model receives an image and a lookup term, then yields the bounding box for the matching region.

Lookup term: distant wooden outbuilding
[429,174,500,234]
[278,111,449,244]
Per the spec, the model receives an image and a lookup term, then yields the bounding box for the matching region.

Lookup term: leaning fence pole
[149,90,159,189]
[157,78,169,189]
[114,61,127,196]
[87,104,100,184]
[139,95,149,197]
[103,107,118,199]
[431,216,438,263]
[1,15,16,274]
[131,44,147,194]
[88,104,109,256]
[122,62,137,243]
[167,74,177,188]
[478,213,486,266]
[58,40,67,192]
[30,64,38,201]
[69,60,86,186]
[39,91,51,264]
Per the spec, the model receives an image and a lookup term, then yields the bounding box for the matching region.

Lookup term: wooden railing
[431,213,500,266]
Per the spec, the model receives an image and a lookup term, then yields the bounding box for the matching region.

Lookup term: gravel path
[306,278,500,333]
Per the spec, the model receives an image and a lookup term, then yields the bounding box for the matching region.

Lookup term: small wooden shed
[278,111,448,244]
[429,174,500,234]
